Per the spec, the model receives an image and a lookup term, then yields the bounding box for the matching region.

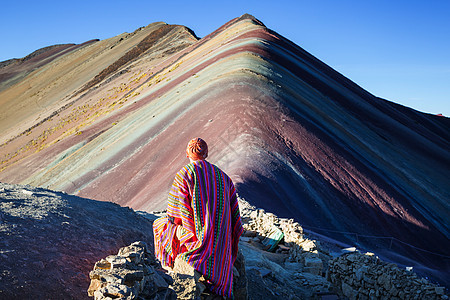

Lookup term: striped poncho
[153,160,243,298]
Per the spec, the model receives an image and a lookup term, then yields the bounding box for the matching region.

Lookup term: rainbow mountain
[1,14,449,284]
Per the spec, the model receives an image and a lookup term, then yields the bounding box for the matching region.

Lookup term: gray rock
[233,250,248,300]
[342,282,355,299]
[346,254,358,262]
[153,288,177,300]
[153,272,169,290]
[328,252,445,300]
[131,240,148,250]
[355,265,368,281]
[240,236,252,243]
[304,257,322,275]
[124,269,145,283]
[156,269,174,285]
[284,262,302,272]
[243,230,257,238]
[435,286,445,295]
[105,255,128,269]
[257,267,272,277]
[101,273,124,285]
[94,259,111,270]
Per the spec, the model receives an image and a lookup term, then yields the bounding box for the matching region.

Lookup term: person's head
[186,138,208,162]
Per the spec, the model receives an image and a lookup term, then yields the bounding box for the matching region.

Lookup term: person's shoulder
[177,163,195,177]
[208,161,233,181]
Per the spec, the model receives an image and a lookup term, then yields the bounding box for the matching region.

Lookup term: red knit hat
[186,138,208,161]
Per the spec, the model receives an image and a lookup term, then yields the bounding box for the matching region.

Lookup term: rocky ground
[91,196,449,299]
[1,183,448,299]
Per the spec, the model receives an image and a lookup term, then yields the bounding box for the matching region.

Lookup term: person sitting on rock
[153,137,243,299]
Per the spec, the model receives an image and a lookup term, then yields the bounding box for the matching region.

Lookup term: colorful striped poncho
[153,160,243,298]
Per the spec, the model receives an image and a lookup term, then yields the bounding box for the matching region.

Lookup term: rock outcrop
[238,197,334,298]
[87,242,247,299]
[327,252,448,299]
[88,241,176,299]
[239,197,448,299]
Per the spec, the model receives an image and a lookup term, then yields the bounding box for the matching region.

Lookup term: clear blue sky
[1,0,449,116]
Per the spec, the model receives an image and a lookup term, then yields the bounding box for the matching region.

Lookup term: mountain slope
[0,14,448,284]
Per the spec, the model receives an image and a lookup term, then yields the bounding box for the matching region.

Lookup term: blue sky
[1,0,449,116]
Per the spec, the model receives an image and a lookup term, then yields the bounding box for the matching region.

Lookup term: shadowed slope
[0,14,448,285]
[0,182,155,299]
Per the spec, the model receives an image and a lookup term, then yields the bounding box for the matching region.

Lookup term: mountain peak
[236,13,266,26]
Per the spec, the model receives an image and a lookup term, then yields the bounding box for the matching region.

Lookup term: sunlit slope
[0,15,448,275]
[0,22,197,179]
[0,22,182,144]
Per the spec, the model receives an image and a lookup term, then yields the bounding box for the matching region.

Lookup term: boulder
[167,256,204,300]
[87,241,175,299]
[233,250,248,300]
[341,282,356,300]
[304,257,323,276]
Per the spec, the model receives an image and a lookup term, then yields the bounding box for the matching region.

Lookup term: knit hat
[186,138,208,161]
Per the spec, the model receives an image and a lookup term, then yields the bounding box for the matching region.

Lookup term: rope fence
[301,225,450,259]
